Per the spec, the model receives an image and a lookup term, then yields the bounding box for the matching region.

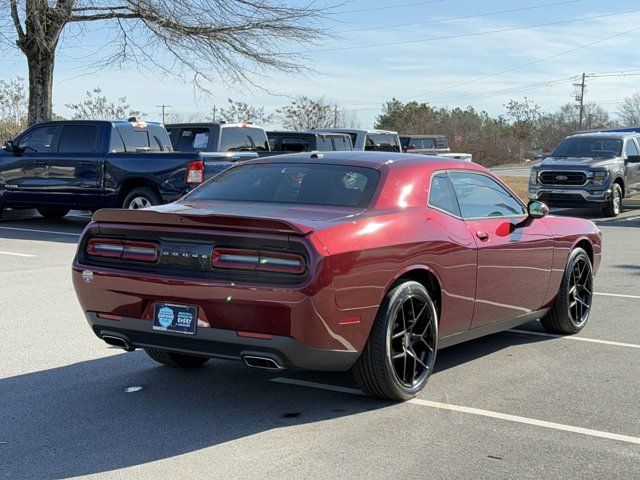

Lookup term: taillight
[185,160,204,184]
[212,248,305,274]
[87,238,158,263]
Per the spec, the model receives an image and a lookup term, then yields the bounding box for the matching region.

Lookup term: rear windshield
[365,134,401,152]
[219,127,269,152]
[187,163,380,208]
[552,137,623,159]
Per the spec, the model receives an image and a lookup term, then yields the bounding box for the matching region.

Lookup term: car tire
[37,207,70,219]
[352,281,438,401]
[121,187,161,210]
[540,248,593,335]
[602,183,622,217]
[144,348,210,368]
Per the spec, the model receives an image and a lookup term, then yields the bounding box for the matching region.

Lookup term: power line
[334,0,448,15]
[338,0,582,33]
[289,8,640,54]
[406,23,640,101]
[156,104,172,123]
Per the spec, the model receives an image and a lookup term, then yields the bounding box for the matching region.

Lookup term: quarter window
[450,172,526,219]
[625,139,639,157]
[428,173,461,217]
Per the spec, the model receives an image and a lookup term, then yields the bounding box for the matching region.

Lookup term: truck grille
[539,171,587,186]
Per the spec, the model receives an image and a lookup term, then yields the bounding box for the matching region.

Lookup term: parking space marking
[271,377,640,446]
[0,250,36,258]
[595,292,640,300]
[509,329,640,349]
[0,226,81,237]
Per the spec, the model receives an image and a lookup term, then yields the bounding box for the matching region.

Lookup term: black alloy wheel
[541,248,593,334]
[353,281,438,401]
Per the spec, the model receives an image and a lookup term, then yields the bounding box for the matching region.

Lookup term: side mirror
[3,140,16,152]
[626,154,640,163]
[528,200,549,219]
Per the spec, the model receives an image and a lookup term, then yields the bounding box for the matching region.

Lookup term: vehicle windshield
[552,137,623,159]
[365,134,401,152]
[186,163,380,208]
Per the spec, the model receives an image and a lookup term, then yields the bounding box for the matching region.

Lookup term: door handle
[476,230,489,241]
[33,160,46,165]
[79,161,93,165]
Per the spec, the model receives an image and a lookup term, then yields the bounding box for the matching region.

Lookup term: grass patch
[498,176,530,202]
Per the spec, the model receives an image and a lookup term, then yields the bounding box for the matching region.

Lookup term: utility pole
[211,105,217,121]
[156,104,172,123]
[334,105,338,128]
[574,73,586,129]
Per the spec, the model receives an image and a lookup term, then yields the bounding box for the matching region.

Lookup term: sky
[3,0,640,128]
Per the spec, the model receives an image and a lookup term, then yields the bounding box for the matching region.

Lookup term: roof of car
[307,128,399,135]
[399,134,447,139]
[165,122,264,129]
[267,131,351,137]
[569,131,640,139]
[241,151,482,171]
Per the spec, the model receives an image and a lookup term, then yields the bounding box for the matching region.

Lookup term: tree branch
[10,0,25,42]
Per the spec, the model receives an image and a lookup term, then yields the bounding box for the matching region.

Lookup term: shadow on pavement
[0,330,549,479]
[0,209,89,245]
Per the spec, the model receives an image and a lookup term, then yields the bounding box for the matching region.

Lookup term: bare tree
[65,87,132,119]
[505,98,540,162]
[618,92,640,126]
[5,1,330,125]
[278,96,338,130]
[0,77,28,140]
[219,98,273,125]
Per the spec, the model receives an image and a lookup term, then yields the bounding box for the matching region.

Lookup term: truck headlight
[529,170,538,185]
[592,171,609,186]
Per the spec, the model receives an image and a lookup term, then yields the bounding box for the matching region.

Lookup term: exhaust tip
[101,333,135,352]
[243,355,282,370]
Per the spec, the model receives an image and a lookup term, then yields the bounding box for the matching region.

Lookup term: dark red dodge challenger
[73,152,601,401]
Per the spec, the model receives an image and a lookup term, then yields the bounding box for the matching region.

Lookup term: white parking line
[508,329,640,349]
[595,292,640,300]
[0,226,81,237]
[271,377,640,446]
[0,250,36,258]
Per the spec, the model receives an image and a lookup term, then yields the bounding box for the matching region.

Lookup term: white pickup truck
[400,135,473,162]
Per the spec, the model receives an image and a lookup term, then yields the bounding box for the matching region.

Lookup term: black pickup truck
[0,120,205,218]
[529,131,640,217]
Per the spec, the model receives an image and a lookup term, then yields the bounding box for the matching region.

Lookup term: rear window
[279,137,313,152]
[365,134,401,152]
[552,137,623,159]
[187,163,380,208]
[332,136,351,151]
[219,127,269,152]
[175,128,210,152]
[58,125,97,153]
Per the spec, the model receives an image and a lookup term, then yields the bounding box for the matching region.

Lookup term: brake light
[87,238,158,263]
[185,160,204,184]
[212,248,305,274]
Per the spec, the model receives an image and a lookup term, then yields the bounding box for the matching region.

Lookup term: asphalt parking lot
[0,206,639,480]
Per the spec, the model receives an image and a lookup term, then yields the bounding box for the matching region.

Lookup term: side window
[279,137,311,152]
[332,136,349,151]
[109,130,126,153]
[625,139,639,157]
[245,128,269,152]
[18,125,58,153]
[409,138,423,149]
[58,125,97,153]
[428,173,461,217]
[423,138,436,149]
[316,136,332,151]
[450,172,526,219]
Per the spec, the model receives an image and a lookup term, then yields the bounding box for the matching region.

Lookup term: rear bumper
[87,313,360,371]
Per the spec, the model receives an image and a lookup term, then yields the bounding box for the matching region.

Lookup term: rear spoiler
[92,208,314,235]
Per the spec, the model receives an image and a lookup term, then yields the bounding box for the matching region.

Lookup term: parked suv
[267,131,353,152]
[529,131,640,217]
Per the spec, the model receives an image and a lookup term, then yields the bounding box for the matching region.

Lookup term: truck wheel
[121,187,160,209]
[602,183,622,217]
[540,248,593,334]
[352,281,438,401]
[144,348,209,368]
[37,207,70,219]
